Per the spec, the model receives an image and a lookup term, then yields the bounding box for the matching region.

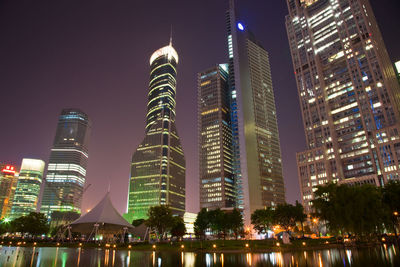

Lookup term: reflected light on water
[127,251,130,267]
[152,251,155,266]
[184,252,195,267]
[77,248,81,267]
[112,249,115,266]
[345,249,352,264]
[213,252,216,264]
[104,249,109,266]
[205,253,211,267]
[318,252,323,267]
[221,253,224,267]
[246,253,252,266]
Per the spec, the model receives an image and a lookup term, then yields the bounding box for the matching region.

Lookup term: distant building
[183,212,197,237]
[0,164,19,219]
[285,0,400,213]
[198,64,235,210]
[395,61,400,85]
[226,0,285,224]
[125,42,185,222]
[40,109,91,219]
[11,158,45,219]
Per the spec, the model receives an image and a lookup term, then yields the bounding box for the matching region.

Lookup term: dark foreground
[0,244,399,266]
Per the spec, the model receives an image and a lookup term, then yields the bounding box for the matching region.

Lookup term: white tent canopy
[70,192,133,233]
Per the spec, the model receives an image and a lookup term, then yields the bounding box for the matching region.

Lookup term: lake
[0,244,398,266]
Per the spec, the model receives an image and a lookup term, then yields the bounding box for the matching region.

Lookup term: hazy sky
[0,0,399,215]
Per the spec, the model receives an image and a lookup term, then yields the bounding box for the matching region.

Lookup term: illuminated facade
[10,158,45,219]
[227,0,285,224]
[198,64,235,209]
[125,42,185,221]
[0,164,19,219]
[395,61,400,85]
[286,0,400,213]
[40,109,91,219]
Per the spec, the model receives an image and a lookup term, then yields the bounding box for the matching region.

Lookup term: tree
[10,212,49,236]
[251,208,274,235]
[132,219,145,227]
[313,183,387,240]
[0,218,11,235]
[146,205,174,240]
[273,204,297,233]
[227,209,243,239]
[294,201,307,237]
[170,216,186,239]
[382,181,400,237]
[208,209,227,238]
[194,208,209,240]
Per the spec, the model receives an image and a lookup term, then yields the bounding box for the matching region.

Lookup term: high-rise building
[226,0,285,224]
[395,61,400,85]
[0,164,19,219]
[40,109,91,219]
[286,0,400,213]
[125,42,185,222]
[198,64,235,210]
[11,158,45,219]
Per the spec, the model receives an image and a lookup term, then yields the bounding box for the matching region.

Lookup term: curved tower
[125,43,185,221]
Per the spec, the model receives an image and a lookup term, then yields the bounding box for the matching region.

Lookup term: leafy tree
[194,208,209,240]
[313,183,387,240]
[146,205,174,240]
[208,209,227,238]
[294,201,307,237]
[10,212,49,236]
[0,218,11,235]
[273,203,297,233]
[251,208,274,235]
[132,219,146,227]
[226,208,243,239]
[382,181,400,236]
[170,216,186,239]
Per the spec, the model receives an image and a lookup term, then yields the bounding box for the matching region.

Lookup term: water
[0,245,398,266]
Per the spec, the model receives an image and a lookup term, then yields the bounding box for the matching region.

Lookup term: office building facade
[198,64,235,210]
[226,0,286,223]
[286,0,400,213]
[40,109,91,219]
[11,158,45,218]
[125,43,185,221]
[0,164,19,219]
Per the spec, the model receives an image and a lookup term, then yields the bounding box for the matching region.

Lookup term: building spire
[169,25,173,46]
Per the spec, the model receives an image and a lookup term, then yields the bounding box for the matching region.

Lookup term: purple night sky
[0,0,399,215]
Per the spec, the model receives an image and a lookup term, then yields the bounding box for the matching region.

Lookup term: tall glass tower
[40,109,91,219]
[125,42,186,221]
[198,64,235,210]
[286,0,400,213]
[227,0,285,224]
[11,158,45,219]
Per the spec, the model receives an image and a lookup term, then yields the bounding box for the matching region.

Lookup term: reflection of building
[198,64,235,210]
[227,0,285,224]
[40,109,91,219]
[125,42,185,222]
[285,0,400,213]
[0,164,19,219]
[11,159,45,219]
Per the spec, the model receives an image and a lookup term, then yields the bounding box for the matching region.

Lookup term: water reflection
[0,245,398,266]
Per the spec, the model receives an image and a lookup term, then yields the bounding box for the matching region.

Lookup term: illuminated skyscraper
[0,164,19,219]
[40,109,91,219]
[198,64,235,210]
[286,0,400,213]
[11,158,45,219]
[395,61,400,85]
[227,0,285,224]
[125,42,185,221]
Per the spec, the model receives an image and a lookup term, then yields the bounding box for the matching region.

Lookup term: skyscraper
[286,0,400,213]
[125,42,185,222]
[0,164,19,219]
[11,158,45,219]
[40,109,91,219]
[226,0,285,223]
[198,64,235,210]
